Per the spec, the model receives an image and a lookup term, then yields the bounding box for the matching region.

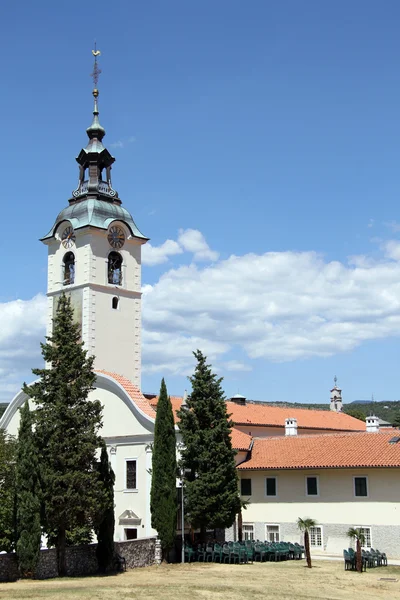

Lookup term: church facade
[1,61,400,556]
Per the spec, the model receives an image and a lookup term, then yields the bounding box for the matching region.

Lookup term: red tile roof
[96,371,156,419]
[231,428,252,451]
[237,431,400,470]
[149,395,364,432]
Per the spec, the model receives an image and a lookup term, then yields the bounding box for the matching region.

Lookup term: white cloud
[220,360,253,372]
[142,229,218,266]
[142,240,183,266]
[110,136,136,149]
[0,295,47,402]
[141,243,400,373]
[178,228,219,262]
[383,240,400,261]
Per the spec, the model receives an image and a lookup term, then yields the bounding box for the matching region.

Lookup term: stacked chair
[183,540,305,564]
[343,547,388,571]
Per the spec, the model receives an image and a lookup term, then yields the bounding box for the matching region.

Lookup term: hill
[0,403,8,419]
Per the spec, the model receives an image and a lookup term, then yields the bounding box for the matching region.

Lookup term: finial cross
[334,375,337,387]
[91,42,101,87]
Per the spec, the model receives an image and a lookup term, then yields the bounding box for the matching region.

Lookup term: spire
[86,46,106,141]
[71,46,120,204]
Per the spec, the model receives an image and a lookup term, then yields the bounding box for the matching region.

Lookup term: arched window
[63,252,75,285]
[112,296,119,310]
[108,252,122,285]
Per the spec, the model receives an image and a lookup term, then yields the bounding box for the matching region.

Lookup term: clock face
[61,226,76,249]
[108,226,125,249]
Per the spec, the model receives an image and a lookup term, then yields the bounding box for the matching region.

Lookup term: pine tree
[16,401,41,577]
[96,441,115,573]
[177,350,241,540]
[150,378,177,560]
[23,293,105,576]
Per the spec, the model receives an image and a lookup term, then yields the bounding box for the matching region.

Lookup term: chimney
[366,415,380,433]
[230,393,246,405]
[285,418,298,436]
[181,390,188,408]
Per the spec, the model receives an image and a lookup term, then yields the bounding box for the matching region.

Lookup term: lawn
[1,560,399,600]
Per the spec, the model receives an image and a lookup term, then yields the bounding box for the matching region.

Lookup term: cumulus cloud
[142,229,218,266]
[177,229,219,262]
[0,295,47,402]
[141,244,400,373]
[142,240,183,266]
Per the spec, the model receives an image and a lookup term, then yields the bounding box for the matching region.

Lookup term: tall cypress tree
[177,350,241,540]
[96,441,115,573]
[16,401,41,577]
[23,293,105,576]
[150,378,177,560]
[0,430,17,552]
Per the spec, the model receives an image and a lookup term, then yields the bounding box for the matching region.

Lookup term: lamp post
[181,468,185,564]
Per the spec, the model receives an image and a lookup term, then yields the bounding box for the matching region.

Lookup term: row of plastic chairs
[184,540,305,564]
[343,547,388,571]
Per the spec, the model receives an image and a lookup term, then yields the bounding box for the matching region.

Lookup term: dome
[41,198,148,241]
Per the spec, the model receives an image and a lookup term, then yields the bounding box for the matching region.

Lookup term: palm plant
[297,517,317,568]
[346,527,365,573]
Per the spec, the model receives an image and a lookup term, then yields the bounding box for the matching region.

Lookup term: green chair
[184,544,196,563]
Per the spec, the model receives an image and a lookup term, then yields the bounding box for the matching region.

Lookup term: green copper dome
[41,198,148,241]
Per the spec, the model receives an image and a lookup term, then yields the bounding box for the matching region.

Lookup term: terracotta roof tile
[96,371,156,419]
[238,431,400,470]
[225,402,364,431]
[231,428,252,451]
[150,395,364,432]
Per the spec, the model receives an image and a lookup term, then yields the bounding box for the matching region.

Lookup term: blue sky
[1,1,400,404]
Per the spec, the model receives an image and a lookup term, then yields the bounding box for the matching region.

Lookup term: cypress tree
[16,401,41,577]
[150,378,177,560]
[177,350,241,540]
[23,293,104,576]
[96,441,115,573]
[0,430,17,552]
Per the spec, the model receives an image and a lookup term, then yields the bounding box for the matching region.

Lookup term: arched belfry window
[112,296,119,310]
[108,252,123,285]
[63,252,75,285]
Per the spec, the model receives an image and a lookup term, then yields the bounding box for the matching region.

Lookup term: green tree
[344,408,366,422]
[297,517,317,568]
[0,430,17,552]
[16,401,41,577]
[150,378,177,560]
[346,527,365,573]
[96,441,115,573]
[177,350,241,541]
[23,293,104,576]
[392,412,400,428]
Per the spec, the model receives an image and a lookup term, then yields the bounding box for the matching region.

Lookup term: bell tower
[330,376,343,412]
[41,49,148,388]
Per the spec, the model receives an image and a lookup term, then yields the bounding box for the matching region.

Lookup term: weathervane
[90,43,101,95]
[334,375,337,387]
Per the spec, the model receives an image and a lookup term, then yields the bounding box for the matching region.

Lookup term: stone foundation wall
[0,536,156,582]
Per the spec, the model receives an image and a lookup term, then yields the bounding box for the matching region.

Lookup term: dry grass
[1,560,400,600]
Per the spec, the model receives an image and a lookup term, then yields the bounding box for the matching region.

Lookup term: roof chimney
[230,393,246,405]
[285,418,298,436]
[366,415,380,433]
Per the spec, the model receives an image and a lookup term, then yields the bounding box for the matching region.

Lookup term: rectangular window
[306,476,319,496]
[240,478,252,496]
[243,524,254,541]
[354,527,372,549]
[266,477,277,496]
[126,460,137,490]
[309,526,323,547]
[265,524,280,542]
[124,528,138,540]
[354,476,368,497]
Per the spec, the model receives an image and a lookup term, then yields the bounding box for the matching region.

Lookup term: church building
[1,54,400,557]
